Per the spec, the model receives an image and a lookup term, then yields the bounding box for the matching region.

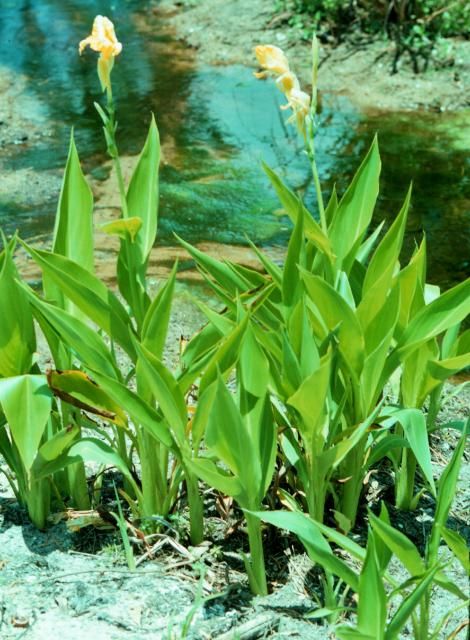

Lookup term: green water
[0,0,468,287]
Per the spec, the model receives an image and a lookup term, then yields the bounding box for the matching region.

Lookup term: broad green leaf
[84,368,174,448]
[52,131,93,271]
[32,424,80,478]
[35,424,79,463]
[247,239,282,287]
[0,375,52,472]
[282,203,305,308]
[401,339,438,408]
[440,527,470,574]
[35,437,141,500]
[397,278,470,360]
[385,564,440,640]
[101,217,142,242]
[21,283,120,380]
[262,162,333,259]
[141,261,178,360]
[302,271,365,376]
[396,238,426,336]
[177,235,249,295]
[324,185,338,227]
[328,137,381,269]
[384,407,436,495]
[49,131,93,319]
[47,370,127,428]
[358,187,410,330]
[251,510,359,590]
[0,236,36,377]
[19,242,136,361]
[357,534,386,639]
[356,221,384,265]
[368,510,425,576]
[287,298,320,379]
[134,341,187,443]
[428,428,467,562]
[126,114,160,263]
[288,350,331,450]
[205,374,253,485]
[187,457,243,498]
[198,313,249,395]
[427,352,470,381]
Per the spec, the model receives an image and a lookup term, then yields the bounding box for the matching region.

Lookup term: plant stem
[245,512,268,596]
[395,447,417,510]
[105,89,129,219]
[185,472,204,545]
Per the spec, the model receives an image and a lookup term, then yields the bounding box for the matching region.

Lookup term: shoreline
[159,0,470,113]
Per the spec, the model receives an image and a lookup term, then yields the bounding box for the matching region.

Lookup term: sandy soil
[160,0,470,113]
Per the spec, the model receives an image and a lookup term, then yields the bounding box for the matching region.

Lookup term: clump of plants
[274,0,470,72]
[0,15,468,637]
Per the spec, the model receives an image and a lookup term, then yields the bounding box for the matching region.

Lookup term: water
[0,0,468,288]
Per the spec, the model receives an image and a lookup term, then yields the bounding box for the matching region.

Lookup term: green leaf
[187,456,243,498]
[440,527,470,574]
[204,374,252,484]
[21,283,120,380]
[397,278,470,361]
[49,131,93,319]
[126,114,160,264]
[428,428,467,562]
[32,424,80,478]
[47,370,127,428]
[52,130,94,271]
[357,534,386,639]
[141,261,178,360]
[383,407,436,496]
[302,271,365,376]
[19,242,136,361]
[0,236,36,377]
[262,162,333,259]
[358,186,410,330]
[198,313,249,395]
[84,368,174,449]
[368,510,425,576]
[101,217,142,242]
[0,375,53,472]
[288,350,331,450]
[134,341,187,443]
[177,235,249,295]
[36,437,141,500]
[328,137,381,269]
[252,510,359,590]
[282,203,305,308]
[385,564,440,640]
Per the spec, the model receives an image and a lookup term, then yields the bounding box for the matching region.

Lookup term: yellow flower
[284,88,311,134]
[275,71,299,95]
[254,43,311,137]
[254,45,289,76]
[79,15,122,60]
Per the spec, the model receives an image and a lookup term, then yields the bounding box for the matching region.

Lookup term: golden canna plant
[12,15,204,542]
[177,37,470,530]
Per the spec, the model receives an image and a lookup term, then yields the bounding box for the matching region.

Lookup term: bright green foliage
[0,236,36,378]
[253,428,468,637]
[0,34,468,621]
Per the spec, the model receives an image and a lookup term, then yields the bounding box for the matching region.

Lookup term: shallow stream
[0,0,469,288]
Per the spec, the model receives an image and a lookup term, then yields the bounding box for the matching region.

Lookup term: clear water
[0,0,469,288]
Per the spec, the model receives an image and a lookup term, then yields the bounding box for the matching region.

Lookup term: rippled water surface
[0,0,468,287]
